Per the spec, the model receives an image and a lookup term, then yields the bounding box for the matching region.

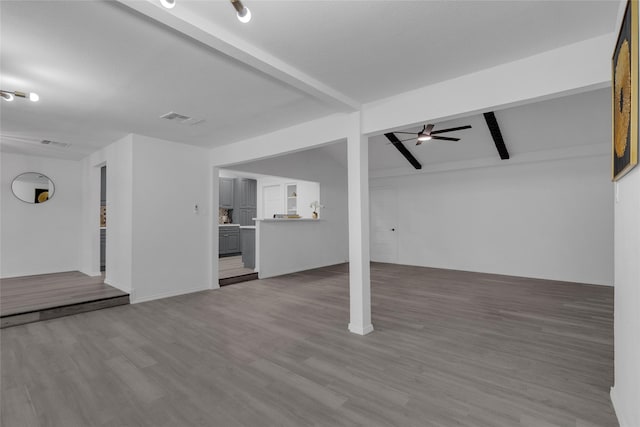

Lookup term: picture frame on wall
[34,188,49,204]
[612,0,638,181]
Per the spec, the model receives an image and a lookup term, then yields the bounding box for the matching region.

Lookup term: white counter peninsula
[255,217,340,279]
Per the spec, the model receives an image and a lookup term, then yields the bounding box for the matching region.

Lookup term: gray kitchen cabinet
[219,226,240,256]
[237,208,256,226]
[241,228,255,269]
[248,179,257,208]
[100,166,107,205]
[218,233,226,255]
[219,178,235,209]
[234,178,257,226]
[100,229,106,272]
[237,178,257,209]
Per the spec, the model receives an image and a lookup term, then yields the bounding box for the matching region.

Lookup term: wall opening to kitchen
[217,169,321,286]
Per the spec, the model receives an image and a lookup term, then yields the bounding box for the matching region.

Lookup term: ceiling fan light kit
[395,123,472,145]
[1,90,39,102]
[160,0,252,23]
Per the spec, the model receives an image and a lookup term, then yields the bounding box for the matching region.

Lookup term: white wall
[130,135,211,302]
[79,134,211,301]
[80,135,134,292]
[610,144,640,427]
[1,153,82,277]
[370,155,614,286]
[231,143,349,277]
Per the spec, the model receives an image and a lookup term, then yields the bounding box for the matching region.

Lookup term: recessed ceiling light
[29,92,39,102]
[160,0,176,9]
[1,92,14,101]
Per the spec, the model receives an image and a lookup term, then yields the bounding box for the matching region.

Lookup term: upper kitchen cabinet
[100,166,107,205]
[286,183,297,215]
[237,178,257,209]
[235,178,257,226]
[219,178,235,209]
[237,208,257,226]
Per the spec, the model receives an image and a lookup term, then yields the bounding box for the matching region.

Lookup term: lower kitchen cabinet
[241,228,255,269]
[219,226,240,256]
[100,229,106,272]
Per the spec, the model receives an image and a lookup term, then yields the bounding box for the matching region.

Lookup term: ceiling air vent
[160,111,205,126]
[41,139,71,149]
[160,111,191,121]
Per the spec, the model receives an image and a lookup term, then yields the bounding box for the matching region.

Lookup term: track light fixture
[1,90,39,102]
[231,0,251,23]
[160,0,251,23]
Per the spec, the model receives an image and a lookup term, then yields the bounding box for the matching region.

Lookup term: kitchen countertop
[254,218,321,222]
[218,224,240,227]
[239,226,256,229]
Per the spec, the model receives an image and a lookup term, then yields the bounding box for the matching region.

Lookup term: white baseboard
[131,285,209,304]
[610,386,629,427]
[348,323,374,335]
[81,270,103,277]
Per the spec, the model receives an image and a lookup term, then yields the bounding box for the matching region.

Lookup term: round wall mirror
[11,172,55,204]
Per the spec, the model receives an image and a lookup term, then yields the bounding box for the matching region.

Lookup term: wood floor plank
[1,271,128,317]
[0,263,618,426]
[219,255,254,279]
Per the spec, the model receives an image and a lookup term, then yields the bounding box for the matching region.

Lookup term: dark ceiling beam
[384,133,422,170]
[483,112,509,160]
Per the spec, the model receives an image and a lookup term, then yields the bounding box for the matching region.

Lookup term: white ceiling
[0,0,620,162]
[260,88,612,173]
[186,0,619,102]
[368,88,611,170]
[0,1,334,159]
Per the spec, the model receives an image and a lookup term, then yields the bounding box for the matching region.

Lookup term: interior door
[370,187,398,263]
[263,184,282,219]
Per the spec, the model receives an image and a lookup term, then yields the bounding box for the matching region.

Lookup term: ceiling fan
[393,124,472,145]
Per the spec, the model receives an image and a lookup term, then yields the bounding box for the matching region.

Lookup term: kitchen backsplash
[219,208,232,224]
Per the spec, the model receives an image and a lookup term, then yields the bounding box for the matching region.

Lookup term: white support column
[347,112,373,335]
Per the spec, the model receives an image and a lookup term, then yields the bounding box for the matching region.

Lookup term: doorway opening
[218,170,259,286]
[100,165,107,273]
[217,169,321,285]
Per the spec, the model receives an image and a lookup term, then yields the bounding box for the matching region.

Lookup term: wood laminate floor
[0,271,129,317]
[1,263,617,426]
[219,255,255,280]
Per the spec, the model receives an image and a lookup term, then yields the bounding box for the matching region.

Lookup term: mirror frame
[11,172,56,205]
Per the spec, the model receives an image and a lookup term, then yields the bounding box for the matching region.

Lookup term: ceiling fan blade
[431,135,460,141]
[425,124,434,134]
[430,125,472,135]
[393,131,418,135]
